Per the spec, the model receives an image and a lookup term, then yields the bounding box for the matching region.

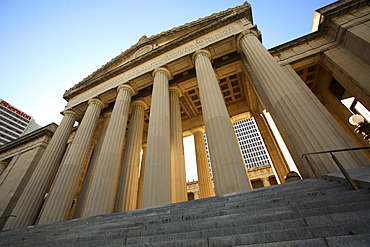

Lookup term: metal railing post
[303,154,319,179]
[301,146,369,190]
[330,152,359,190]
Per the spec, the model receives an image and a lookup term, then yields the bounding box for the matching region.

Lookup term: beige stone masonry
[191,127,215,199]
[136,143,146,209]
[38,98,104,224]
[2,111,77,229]
[142,68,172,208]
[115,100,147,212]
[0,147,46,229]
[169,85,187,203]
[73,112,112,218]
[81,85,136,217]
[260,177,271,187]
[193,49,251,195]
[323,46,370,111]
[252,112,288,183]
[239,30,369,178]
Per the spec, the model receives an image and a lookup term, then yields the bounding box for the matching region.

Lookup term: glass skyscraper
[205,117,273,171]
[0,99,40,145]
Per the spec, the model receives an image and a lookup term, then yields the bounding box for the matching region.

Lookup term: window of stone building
[251,179,263,189]
[269,177,278,186]
[329,78,346,100]
[187,192,194,201]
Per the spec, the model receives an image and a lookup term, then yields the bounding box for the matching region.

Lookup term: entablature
[63,2,253,102]
[64,19,255,112]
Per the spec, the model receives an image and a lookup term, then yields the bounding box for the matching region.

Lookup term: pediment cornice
[63,2,252,100]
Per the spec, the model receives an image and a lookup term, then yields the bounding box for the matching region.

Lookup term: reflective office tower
[202,117,277,192]
[234,118,273,169]
[0,0,369,231]
[0,99,40,145]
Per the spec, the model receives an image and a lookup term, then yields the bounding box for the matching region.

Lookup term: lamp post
[349,114,370,143]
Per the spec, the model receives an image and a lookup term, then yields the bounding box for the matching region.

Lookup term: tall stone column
[142,68,172,208]
[3,110,77,230]
[115,100,147,212]
[38,98,104,224]
[169,85,187,203]
[191,127,215,199]
[239,29,369,178]
[193,50,251,195]
[81,84,136,217]
[252,112,289,183]
[136,143,147,209]
[73,112,112,218]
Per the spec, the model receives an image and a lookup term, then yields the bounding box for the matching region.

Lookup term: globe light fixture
[349,114,370,142]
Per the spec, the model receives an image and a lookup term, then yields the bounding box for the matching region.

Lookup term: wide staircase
[1,177,370,247]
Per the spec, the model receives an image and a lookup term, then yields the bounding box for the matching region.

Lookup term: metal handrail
[0,215,16,220]
[302,146,370,190]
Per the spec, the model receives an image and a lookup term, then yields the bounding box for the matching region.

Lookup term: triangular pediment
[64,2,252,100]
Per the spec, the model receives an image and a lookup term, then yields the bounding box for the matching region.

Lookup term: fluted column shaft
[73,112,112,218]
[142,68,172,208]
[169,86,187,203]
[3,111,77,230]
[252,112,288,183]
[81,85,136,217]
[193,50,251,195]
[136,143,147,209]
[115,100,147,212]
[239,30,369,178]
[38,99,104,224]
[191,127,215,199]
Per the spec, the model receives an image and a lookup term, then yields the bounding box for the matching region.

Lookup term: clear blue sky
[1,0,335,127]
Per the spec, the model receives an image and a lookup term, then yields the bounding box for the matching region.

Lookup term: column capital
[88,98,105,109]
[237,28,261,50]
[103,112,112,118]
[131,99,148,110]
[190,126,205,134]
[62,109,78,118]
[117,84,137,96]
[192,49,212,64]
[153,67,173,80]
[169,85,183,97]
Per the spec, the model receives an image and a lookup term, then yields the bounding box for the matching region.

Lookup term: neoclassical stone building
[0,0,369,230]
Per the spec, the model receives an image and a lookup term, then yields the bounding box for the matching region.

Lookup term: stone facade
[0,0,369,231]
[0,124,57,229]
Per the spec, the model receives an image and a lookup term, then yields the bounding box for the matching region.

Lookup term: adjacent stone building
[0,0,369,231]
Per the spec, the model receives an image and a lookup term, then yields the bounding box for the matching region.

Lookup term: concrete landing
[324,165,370,189]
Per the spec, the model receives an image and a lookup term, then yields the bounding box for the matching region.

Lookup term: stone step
[206,222,370,247]
[122,220,370,246]
[235,238,329,247]
[5,197,370,247]
[9,188,369,242]
[325,233,370,247]
[1,188,367,235]
[236,233,370,247]
[1,179,369,247]
[3,179,349,238]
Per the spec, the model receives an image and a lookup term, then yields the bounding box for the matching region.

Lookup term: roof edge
[63,2,252,100]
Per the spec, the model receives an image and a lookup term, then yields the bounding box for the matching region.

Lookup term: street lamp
[349,114,370,142]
